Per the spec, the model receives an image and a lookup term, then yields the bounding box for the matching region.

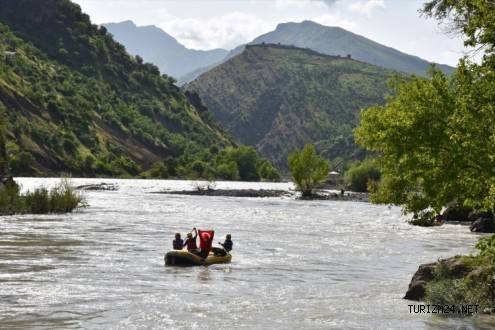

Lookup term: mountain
[103,20,229,82]
[0,0,236,177]
[183,20,456,85]
[184,44,398,170]
[245,21,455,75]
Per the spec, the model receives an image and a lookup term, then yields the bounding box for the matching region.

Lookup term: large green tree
[288,144,330,197]
[421,0,495,62]
[355,0,495,219]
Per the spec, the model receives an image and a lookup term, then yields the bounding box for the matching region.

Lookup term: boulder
[404,256,472,301]
[468,210,494,223]
[442,205,472,222]
[404,261,436,300]
[470,218,495,233]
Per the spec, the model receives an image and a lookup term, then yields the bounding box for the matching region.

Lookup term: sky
[71,0,475,67]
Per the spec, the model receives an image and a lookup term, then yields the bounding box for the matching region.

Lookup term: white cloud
[159,12,272,50]
[314,13,356,30]
[275,0,324,9]
[348,0,385,18]
[314,0,342,7]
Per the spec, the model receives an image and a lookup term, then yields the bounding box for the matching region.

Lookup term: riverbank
[158,188,370,202]
[75,179,371,201]
[404,254,495,315]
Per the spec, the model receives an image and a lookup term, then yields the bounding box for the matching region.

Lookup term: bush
[424,258,494,314]
[0,182,25,214]
[25,187,50,214]
[25,176,86,214]
[344,158,381,192]
[476,235,495,263]
[49,176,85,212]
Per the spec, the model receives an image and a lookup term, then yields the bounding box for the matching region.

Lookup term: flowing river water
[1,178,494,329]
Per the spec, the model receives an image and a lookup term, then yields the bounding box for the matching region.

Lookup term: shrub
[424,258,493,314]
[49,177,85,212]
[0,183,25,214]
[25,187,50,214]
[344,158,381,192]
[476,235,495,263]
[25,176,86,214]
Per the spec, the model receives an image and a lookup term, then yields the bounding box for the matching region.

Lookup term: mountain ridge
[185,43,398,169]
[101,20,456,85]
[103,20,229,80]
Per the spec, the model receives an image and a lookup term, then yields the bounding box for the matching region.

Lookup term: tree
[227,146,260,181]
[354,1,495,220]
[355,62,495,218]
[421,0,495,63]
[288,144,329,197]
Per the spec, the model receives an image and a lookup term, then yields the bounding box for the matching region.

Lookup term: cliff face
[185,44,397,169]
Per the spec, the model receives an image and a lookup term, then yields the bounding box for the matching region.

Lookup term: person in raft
[213,234,233,256]
[172,232,183,250]
[192,230,213,258]
[182,228,198,252]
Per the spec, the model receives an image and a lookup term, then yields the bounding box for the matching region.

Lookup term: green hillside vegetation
[185,43,398,170]
[0,0,279,180]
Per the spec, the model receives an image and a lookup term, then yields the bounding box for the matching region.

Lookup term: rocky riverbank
[162,188,292,198]
[404,255,494,314]
[158,188,370,202]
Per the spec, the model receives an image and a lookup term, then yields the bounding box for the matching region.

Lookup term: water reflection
[198,267,211,282]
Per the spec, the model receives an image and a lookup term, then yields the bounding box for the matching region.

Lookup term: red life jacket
[184,236,197,250]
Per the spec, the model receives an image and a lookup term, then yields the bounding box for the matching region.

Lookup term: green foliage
[476,235,495,263]
[356,0,495,219]
[344,158,381,192]
[288,144,330,197]
[215,160,240,181]
[0,181,25,214]
[0,176,85,215]
[0,103,9,176]
[421,0,495,60]
[25,176,86,214]
[225,146,260,181]
[0,1,239,179]
[355,63,495,217]
[259,159,281,181]
[141,161,169,179]
[185,44,395,170]
[181,146,280,181]
[424,258,493,313]
[25,187,50,214]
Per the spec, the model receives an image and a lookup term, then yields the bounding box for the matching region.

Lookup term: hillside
[103,21,228,82]
[0,0,237,177]
[183,20,455,84]
[185,44,398,170]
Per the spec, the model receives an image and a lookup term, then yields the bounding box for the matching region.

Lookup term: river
[0,178,494,329]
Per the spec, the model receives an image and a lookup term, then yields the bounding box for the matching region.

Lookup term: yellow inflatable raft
[164,250,232,266]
